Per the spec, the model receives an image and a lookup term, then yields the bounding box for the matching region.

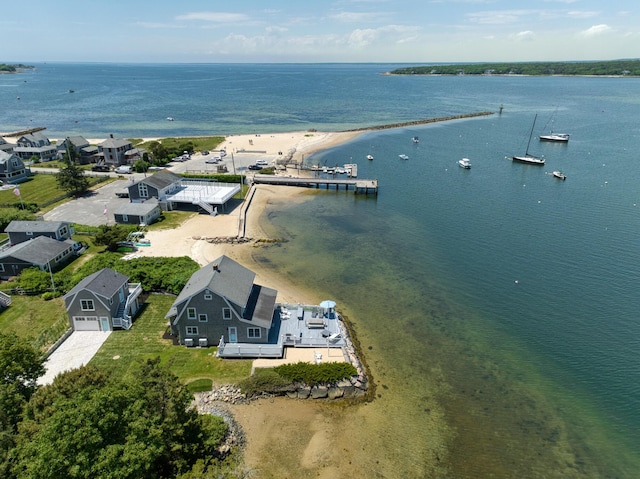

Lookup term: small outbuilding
[113,199,161,226]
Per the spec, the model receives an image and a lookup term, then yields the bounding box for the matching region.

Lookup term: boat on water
[412,136,419,144]
[399,154,409,160]
[458,158,471,169]
[511,114,545,165]
[540,132,570,142]
[539,108,569,142]
[344,163,358,177]
[166,117,174,121]
[367,154,374,160]
[552,170,567,180]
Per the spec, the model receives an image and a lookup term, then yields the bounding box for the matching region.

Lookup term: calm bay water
[2,64,639,477]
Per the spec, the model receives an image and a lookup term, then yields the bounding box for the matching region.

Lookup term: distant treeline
[0,64,34,73]
[389,59,640,77]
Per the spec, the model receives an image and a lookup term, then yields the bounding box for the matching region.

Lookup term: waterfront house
[127,169,239,215]
[166,255,277,348]
[56,136,99,164]
[0,137,14,154]
[113,199,161,226]
[0,151,31,183]
[5,220,74,246]
[63,268,142,331]
[13,132,58,162]
[0,235,75,280]
[98,136,133,166]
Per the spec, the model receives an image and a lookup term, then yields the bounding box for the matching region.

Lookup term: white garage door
[73,316,100,331]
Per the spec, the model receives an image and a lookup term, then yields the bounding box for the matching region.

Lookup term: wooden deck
[251,175,378,195]
[217,303,346,359]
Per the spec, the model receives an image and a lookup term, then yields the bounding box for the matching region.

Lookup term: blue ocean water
[2,64,639,476]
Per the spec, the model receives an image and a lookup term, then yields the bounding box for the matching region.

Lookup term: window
[198,314,208,322]
[122,214,128,222]
[186,326,198,335]
[204,291,212,300]
[247,328,261,339]
[222,308,232,320]
[138,183,148,198]
[80,299,95,311]
[187,308,196,320]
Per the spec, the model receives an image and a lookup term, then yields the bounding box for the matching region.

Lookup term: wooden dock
[252,174,378,195]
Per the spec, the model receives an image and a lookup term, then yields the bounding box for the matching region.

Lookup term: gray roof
[135,170,181,190]
[65,268,128,300]
[5,220,70,234]
[0,236,73,265]
[0,150,17,163]
[99,138,132,149]
[114,199,159,216]
[172,255,255,309]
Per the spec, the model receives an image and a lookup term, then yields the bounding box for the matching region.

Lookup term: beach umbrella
[319,300,336,310]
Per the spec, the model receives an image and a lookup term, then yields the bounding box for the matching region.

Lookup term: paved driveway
[42,179,133,226]
[38,331,111,386]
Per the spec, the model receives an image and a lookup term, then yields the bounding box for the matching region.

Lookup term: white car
[205,156,222,164]
[115,165,133,174]
[255,159,269,166]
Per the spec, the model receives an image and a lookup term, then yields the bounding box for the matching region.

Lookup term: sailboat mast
[525,114,537,156]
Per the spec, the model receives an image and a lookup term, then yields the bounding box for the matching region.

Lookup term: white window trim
[186,326,198,336]
[80,299,95,311]
[198,314,208,322]
[187,307,197,320]
[247,327,261,339]
[222,307,232,320]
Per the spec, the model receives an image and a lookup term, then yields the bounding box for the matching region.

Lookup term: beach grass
[89,293,253,383]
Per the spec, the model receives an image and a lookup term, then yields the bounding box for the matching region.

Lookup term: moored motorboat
[412,136,419,143]
[552,170,567,180]
[399,154,409,160]
[367,154,374,160]
[458,158,471,169]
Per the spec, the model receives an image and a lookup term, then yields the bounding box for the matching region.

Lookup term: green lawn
[147,211,197,231]
[0,296,69,351]
[89,293,253,385]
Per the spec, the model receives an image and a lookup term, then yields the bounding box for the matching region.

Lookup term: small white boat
[458,158,471,169]
[399,154,409,160]
[367,154,374,160]
[552,170,567,180]
[412,136,419,144]
[166,117,174,121]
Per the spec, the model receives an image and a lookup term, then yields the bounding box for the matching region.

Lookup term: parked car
[248,164,263,170]
[255,159,269,167]
[219,149,227,157]
[201,150,209,156]
[115,165,133,174]
[205,156,222,164]
[91,164,110,172]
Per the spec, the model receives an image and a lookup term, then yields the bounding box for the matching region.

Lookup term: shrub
[41,291,62,301]
[274,361,357,386]
[237,368,294,397]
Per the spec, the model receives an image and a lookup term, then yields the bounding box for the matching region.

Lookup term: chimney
[212,263,219,272]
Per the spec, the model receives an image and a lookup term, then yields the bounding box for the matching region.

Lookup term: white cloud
[567,10,600,19]
[512,30,536,41]
[580,24,612,37]
[329,11,387,23]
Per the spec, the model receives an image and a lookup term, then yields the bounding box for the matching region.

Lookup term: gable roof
[5,220,70,234]
[65,268,128,300]
[135,170,181,190]
[0,236,72,265]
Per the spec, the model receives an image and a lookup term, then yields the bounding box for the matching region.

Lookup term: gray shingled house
[64,268,142,331]
[0,236,75,280]
[5,220,74,246]
[0,151,30,184]
[127,170,181,203]
[13,132,57,162]
[167,255,277,347]
[98,136,133,166]
[113,199,162,226]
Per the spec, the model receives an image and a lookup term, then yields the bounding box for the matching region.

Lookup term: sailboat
[539,108,570,142]
[511,115,545,165]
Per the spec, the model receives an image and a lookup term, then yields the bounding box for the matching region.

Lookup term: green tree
[0,333,45,475]
[94,224,130,251]
[12,360,228,479]
[56,162,89,197]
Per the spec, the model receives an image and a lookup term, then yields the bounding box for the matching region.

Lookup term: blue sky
[2,0,637,63]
